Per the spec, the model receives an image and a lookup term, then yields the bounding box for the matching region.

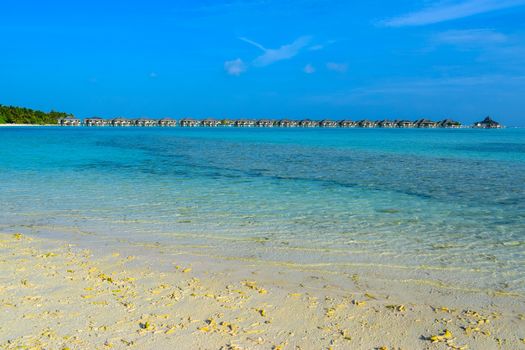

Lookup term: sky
[1,0,525,126]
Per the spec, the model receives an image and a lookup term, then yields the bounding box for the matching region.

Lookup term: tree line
[0,104,73,125]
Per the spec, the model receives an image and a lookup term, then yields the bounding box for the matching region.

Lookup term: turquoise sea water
[1,127,524,293]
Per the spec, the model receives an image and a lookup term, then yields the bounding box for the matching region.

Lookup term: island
[0,104,74,125]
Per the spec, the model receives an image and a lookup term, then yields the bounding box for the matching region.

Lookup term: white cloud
[304,64,316,74]
[240,36,311,66]
[434,29,507,46]
[382,0,525,27]
[326,62,348,73]
[224,58,247,76]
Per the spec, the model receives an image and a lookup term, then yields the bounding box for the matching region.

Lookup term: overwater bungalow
[84,117,108,126]
[58,117,80,126]
[357,119,376,128]
[299,119,318,127]
[339,120,356,128]
[235,119,256,127]
[134,118,157,127]
[396,120,414,128]
[377,120,396,128]
[473,116,502,129]
[256,119,275,127]
[158,118,177,127]
[111,117,132,127]
[180,118,200,127]
[277,119,297,127]
[319,119,338,128]
[439,119,461,128]
[415,119,438,128]
[220,119,235,127]
[201,118,220,127]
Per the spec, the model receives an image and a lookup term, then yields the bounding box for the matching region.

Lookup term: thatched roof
[416,119,437,124]
[478,116,500,126]
[440,119,461,125]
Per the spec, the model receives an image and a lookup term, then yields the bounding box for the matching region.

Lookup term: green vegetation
[0,104,74,125]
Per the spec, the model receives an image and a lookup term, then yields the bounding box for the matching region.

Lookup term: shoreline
[0,124,55,127]
[1,231,524,349]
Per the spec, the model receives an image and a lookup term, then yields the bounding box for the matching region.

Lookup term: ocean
[1,126,524,294]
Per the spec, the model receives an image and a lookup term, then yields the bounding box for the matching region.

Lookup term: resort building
[473,116,502,129]
[256,119,275,127]
[111,118,132,127]
[439,119,461,128]
[180,118,200,127]
[84,117,108,126]
[56,116,474,129]
[235,119,256,127]
[299,119,319,127]
[58,117,80,126]
[358,119,376,128]
[158,118,177,127]
[339,120,356,128]
[201,118,220,127]
[396,120,415,128]
[220,119,235,127]
[277,119,297,127]
[134,118,157,127]
[319,119,338,127]
[415,119,438,128]
[377,120,396,128]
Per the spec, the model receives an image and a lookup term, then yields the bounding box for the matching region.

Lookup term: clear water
[1,127,524,293]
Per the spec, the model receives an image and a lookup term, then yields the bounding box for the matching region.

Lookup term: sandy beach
[0,124,54,127]
[2,0,525,348]
[1,232,524,350]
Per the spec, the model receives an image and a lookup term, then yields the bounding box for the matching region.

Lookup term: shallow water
[1,127,524,293]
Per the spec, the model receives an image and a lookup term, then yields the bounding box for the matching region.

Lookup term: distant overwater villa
[58,116,503,128]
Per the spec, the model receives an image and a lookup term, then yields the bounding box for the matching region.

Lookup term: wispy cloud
[308,39,338,51]
[433,29,508,46]
[224,58,247,76]
[382,0,525,27]
[326,62,348,73]
[240,36,311,66]
[304,64,315,74]
[309,75,525,105]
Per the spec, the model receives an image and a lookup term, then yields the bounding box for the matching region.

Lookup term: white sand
[0,124,54,127]
[0,232,524,349]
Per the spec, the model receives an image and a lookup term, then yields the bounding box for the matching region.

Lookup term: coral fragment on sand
[429,329,453,343]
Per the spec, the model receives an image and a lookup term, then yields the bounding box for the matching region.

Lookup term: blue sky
[1,0,525,125]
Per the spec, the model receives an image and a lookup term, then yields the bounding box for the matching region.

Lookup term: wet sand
[1,232,524,350]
